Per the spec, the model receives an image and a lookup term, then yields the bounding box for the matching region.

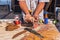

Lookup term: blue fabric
[44,11,48,24]
[44,18,48,24]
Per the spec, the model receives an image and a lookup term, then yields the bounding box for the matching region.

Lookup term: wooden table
[0,19,60,40]
[21,23,60,40]
[0,19,25,40]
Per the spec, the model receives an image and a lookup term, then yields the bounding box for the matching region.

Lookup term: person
[18,0,49,22]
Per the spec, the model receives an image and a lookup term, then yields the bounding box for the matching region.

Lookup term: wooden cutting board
[21,23,60,40]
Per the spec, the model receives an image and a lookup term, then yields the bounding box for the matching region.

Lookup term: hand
[33,14,39,22]
[24,14,34,22]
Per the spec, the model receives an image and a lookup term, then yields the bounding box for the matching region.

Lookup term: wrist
[34,14,39,16]
[26,14,30,16]
[25,12,30,15]
[24,10,30,15]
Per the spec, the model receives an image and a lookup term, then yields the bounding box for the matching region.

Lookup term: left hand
[33,14,39,22]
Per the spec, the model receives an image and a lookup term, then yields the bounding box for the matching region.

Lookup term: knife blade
[12,27,44,39]
[24,28,44,38]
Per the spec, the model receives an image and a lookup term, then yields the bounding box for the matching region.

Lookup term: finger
[25,18,31,22]
[35,18,38,22]
[24,17,28,23]
[34,19,37,22]
[30,17,35,23]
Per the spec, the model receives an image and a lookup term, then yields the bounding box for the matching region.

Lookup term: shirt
[18,0,49,20]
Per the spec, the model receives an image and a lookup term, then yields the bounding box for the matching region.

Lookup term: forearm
[34,2,45,15]
[19,1,30,15]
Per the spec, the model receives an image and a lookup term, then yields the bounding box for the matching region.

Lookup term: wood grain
[21,24,60,40]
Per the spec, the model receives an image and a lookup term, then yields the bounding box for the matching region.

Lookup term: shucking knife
[12,28,44,39]
[24,28,44,38]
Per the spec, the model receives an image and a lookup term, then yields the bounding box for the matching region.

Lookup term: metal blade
[24,28,44,38]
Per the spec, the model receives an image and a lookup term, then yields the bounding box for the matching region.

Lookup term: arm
[19,0,34,22]
[34,2,45,17]
[19,0,30,15]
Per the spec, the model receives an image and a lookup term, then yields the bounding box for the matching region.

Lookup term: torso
[26,0,39,10]
[22,0,44,20]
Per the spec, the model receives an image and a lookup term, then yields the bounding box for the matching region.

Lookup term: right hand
[33,14,39,22]
[24,14,34,22]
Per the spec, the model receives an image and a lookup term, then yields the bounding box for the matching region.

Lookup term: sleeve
[39,0,50,2]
